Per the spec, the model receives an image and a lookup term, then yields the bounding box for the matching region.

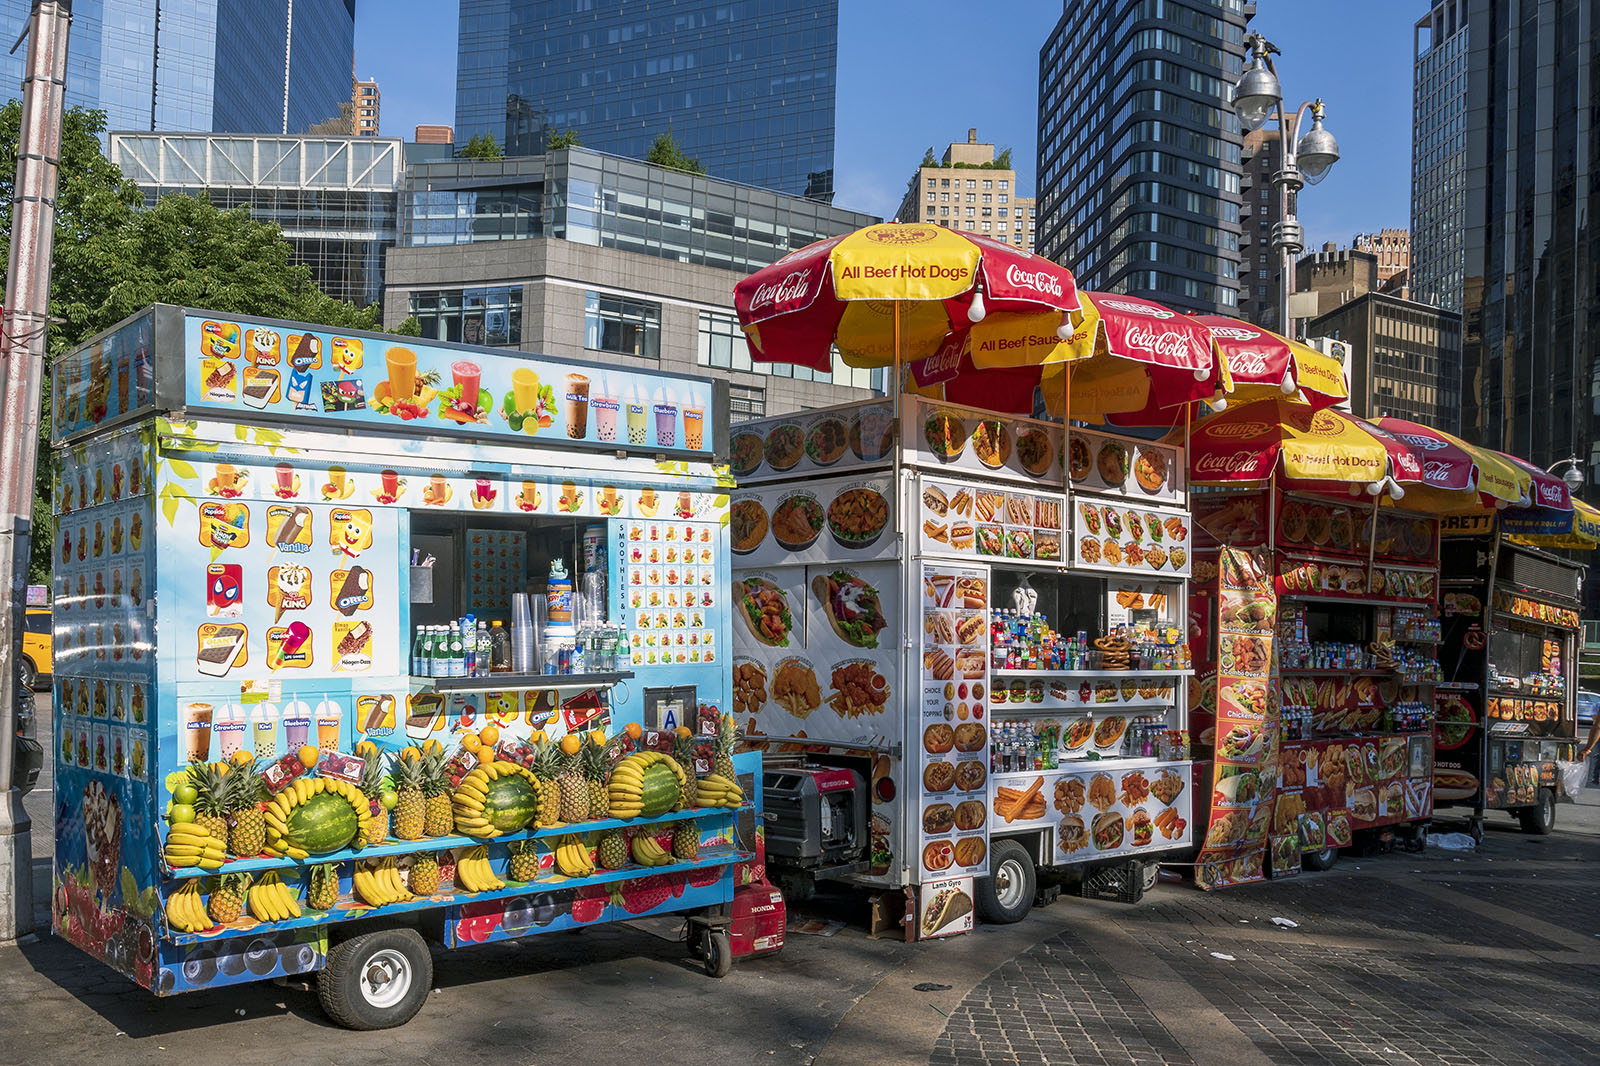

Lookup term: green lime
[168,804,197,824]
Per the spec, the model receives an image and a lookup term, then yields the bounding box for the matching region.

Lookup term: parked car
[1578,689,1600,733]
[20,606,50,691]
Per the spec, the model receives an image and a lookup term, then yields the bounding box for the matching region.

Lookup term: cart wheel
[702,928,732,978]
[1519,788,1556,835]
[686,923,708,960]
[1302,846,1339,872]
[317,928,432,1031]
[975,839,1035,924]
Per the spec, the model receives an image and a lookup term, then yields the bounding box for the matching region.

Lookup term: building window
[982,194,992,204]
[941,206,949,215]
[981,222,991,231]
[999,180,1009,190]
[941,192,949,201]
[966,207,975,217]
[964,221,974,230]
[586,292,661,360]
[981,208,992,217]
[926,191,935,201]
[941,178,950,188]
[999,194,1008,204]
[998,208,1008,218]
[730,384,766,420]
[982,179,993,190]
[408,286,522,347]
[925,177,935,187]
[966,193,976,203]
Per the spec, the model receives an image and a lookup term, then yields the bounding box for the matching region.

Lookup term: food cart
[730,394,1197,934]
[47,306,765,1029]
[1434,508,1590,838]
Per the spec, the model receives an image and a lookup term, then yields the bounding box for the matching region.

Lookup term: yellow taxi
[21,607,50,689]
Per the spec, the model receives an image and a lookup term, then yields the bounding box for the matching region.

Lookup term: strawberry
[570,884,608,924]
[688,866,721,889]
[613,872,686,915]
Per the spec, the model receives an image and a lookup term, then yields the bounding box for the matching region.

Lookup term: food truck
[730,394,1196,935]
[48,306,766,1029]
[1434,511,1588,838]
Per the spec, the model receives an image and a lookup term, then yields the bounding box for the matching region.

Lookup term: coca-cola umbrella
[1496,450,1574,511]
[1370,417,1528,511]
[1190,314,1349,410]
[1504,498,1600,549]
[733,222,1080,374]
[1183,398,1425,494]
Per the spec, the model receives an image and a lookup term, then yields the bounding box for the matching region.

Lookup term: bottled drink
[461,620,477,677]
[411,626,425,676]
[441,624,459,678]
[476,623,492,678]
[429,626,445,678]
[573,627,588,674]
[490,620,512,673]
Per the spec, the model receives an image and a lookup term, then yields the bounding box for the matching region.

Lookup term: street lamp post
[1548,455,1585,493]
[1231,33,1341,339]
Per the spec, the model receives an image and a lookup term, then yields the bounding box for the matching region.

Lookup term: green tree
[459,132,504,160]
[644,132,706,175]
[995,147,1013,170]
[390,315,423,337]
[920,146,937,167]
[0,101,380,582]
[546,128,582,150]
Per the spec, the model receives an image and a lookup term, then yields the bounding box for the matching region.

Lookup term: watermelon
[285,792,360,855]
[636,764,680,818]
[479,773,539,833]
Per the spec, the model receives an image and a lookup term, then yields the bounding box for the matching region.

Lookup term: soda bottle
[411,626,425,676]
[476,622,492,678]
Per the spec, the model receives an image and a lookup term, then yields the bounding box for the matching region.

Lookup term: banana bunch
[264,776,371,859]
[164,881,212,933]
[354,857,414,907]
[456,845,506,892]
[607,751,687,818]
[630,834,672,867]
[451,760,502,837]
[164,823,226,869]
[248,871,303,922]
[695,773,745,809]
[554,837,595,877]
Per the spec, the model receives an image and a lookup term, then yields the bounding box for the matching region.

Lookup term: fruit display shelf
[162,804,752,880]
[409,671,633,693]
[162,845,754,946]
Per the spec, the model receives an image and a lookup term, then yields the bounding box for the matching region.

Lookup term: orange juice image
[512,368,540,413]
[386,346,417,400]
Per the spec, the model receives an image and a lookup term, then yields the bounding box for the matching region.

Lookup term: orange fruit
[461,734,482,752]
[625,722,642,740]
[560,734,581,755]
[423,738,443,756]
[230,749,255,768]
[675,726,692,739]
[478,725,500,747]
[402,746,420,762]
[530,729,547,745]
[299,744,321,768]
[588,729,605,747]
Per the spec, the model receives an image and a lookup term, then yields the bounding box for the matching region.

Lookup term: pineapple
[597,829,628,870]
[358,748,389,845]
[391,753,426,841]
[557,735,589,823]
[307,864,339,911]
[209,872,250,925]
[422,749,453,837]
[509,839,540,882]
[673,727,698,809]
[672,822,700,862]
[531,738,564,826]
[581,739,610,820]
[225,758,268,857]
[713,714,737,783]
[409,851,441,896]
[188,761,231,844]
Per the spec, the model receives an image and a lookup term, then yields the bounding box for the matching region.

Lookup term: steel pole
[0,0,72,943]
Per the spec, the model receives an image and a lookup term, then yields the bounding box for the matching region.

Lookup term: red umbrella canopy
[1189,314,1349,409]
[733,223,1080,373]
[1497,451,1574,510]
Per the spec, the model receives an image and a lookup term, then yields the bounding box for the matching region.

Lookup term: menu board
[1194,547,1279,891]
[989,764,1193,861]
[730,401,897,481]
[730,474,896,567]
[465,528,526,615]
[52,310,156,440]
[915,562,991,880]
[620,518,720,668]
[918,476,1063,564]
[1066,428,1184,503]
[1275,498,1437,563]
[1193,491,1269,548]
[1274,735,1432,850]
[909,399,1065,487]
[918,876,976,940]
[990,673,1181,715]
[1277,559,1436,603]
[1072,499,1191,577]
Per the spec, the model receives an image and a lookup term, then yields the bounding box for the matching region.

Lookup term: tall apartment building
[893,130,1036,250]
[355,78,380,137]
[0,1,354,135]
[415,125,455,145]
[454,0,838,201]
[1238,128,1284,330]
[1353,229,1411,294]
[1411,0,1468,313]
[1035,0,1246,313]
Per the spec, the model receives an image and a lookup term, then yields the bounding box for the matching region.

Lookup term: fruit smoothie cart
[729,395,1196,935]
[47,306,766,1029]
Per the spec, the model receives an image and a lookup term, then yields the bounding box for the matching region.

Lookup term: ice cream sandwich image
[196,623,247,677]
[330,566,372,616]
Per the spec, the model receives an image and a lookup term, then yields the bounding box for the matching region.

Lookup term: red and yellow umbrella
[733,223,1080,373]
[1370,417,1527,511]
[1496,451,1574,511]
[1185,399,1424,489]
[1191,314,1348,409]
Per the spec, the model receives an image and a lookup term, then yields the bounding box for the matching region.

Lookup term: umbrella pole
[1367,490,1380,589]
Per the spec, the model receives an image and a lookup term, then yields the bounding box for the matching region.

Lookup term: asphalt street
[9,694,1600,1066]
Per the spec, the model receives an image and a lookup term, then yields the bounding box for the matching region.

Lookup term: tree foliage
[546,128,582,150]
[644,132,706,175]
[459,132,504,160]
[390,315,422,337]
[921,146,937,167]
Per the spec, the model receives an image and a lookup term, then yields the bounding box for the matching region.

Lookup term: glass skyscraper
[1411,0,1467,313]
[1035,0,1246,314]
[0,0,354,135]
[454,0,838,201]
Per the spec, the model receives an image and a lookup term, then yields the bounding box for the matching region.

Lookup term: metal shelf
[989,668,1194,679]
[411,670,633,693]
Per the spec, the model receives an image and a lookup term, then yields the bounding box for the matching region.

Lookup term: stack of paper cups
[511,592,538,673]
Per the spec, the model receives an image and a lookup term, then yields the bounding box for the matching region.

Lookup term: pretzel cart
[47,306,765,1030]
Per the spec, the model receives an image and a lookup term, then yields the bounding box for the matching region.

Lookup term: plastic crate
[1077,859,1146,904]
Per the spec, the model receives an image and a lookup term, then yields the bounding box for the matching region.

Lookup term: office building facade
[1237,128,1283,330]
[0,1,355,135]
[1308,292,1461,431]
[355,78,379,137]
[386,147,880,418]
[894,129,1036,250]
[1411,0,1468,313]
[1353,229,1411,294]
[1035,0,1246,314]
[454,0,837,201]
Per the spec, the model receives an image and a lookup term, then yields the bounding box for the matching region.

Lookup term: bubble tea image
[183,702,214,762]
[252,704,279,759]
[565,373,591,439]
[594,392,620,443]
[654,395,678,448]
[683,405,705,450]
[316,700,343,752]
[627,399,648,445]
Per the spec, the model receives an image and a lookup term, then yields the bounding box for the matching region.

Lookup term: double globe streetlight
[1231,33,1340,337]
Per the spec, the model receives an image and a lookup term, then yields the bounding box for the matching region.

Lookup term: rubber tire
[317,928,432,1031]
[702,928,732,978]
[1302,846,1339,872]
[18,657,36,692]
[1519,788,1556,835]
[974,839,1036,925]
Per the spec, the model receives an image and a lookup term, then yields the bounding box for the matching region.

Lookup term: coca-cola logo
[1195,451,1263,475]
[748,269,817,311]
[1226,351,1275,377]
[1423,459,1456,483]
[1398,432,1447,451]
[1536,481,1567,505]
[1124,324,1199,362]
[1201,421,1272,440]
[1210,326,1262,341]
[1003,263,1065,298]
[1100,298,1174,319]
[864,226,939,245]
[1393,452,1422,477]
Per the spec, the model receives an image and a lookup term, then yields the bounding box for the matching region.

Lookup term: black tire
[1302,846,1339,872]
[1519,788,1556,835]
[702,928,732,978]
[316,928,432,1031]
[18,657,36,692]
[975,839,1035,925]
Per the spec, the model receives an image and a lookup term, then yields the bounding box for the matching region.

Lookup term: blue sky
[357,1,1419,250]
